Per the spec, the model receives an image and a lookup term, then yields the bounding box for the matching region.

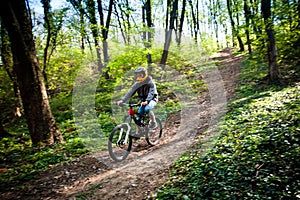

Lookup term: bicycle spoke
[146,118,162,146]
[108,124,132,161]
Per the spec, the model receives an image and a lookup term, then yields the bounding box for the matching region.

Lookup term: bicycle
[108,103,163,162]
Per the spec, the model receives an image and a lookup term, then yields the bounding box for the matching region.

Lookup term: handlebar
[119,102,141,107]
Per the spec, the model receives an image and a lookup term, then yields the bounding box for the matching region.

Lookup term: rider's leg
[149,110,155,122]
[145,100,157,127]
[137,106,146,121]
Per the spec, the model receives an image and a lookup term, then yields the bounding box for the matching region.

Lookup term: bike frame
[116,103,141,145]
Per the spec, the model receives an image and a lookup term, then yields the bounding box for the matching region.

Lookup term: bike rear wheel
[146,117,162,146]
[108,123,132,162]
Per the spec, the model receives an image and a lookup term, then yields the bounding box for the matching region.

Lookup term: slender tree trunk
[113,3,127,44]
[212,0,220,47]
[142,0,153,73]
[41,0,53,89]
[86,0,103,71]
[160,0,178,68]
[244,0,252,54]
[117,2,131,44]
[227,0,244,51]
[188,0,198,43]
[165,0,170,40]
[79,1,85,53]
[234,1,245,51]
[0,0,64,146]
[227,0,236,46]
[262,0,279,82]
[97,0,113,79]
[178,0,186,46]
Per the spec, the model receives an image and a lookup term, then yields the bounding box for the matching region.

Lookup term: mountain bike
[108,103,163,162]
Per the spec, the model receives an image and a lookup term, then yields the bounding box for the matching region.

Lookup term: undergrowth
[0,45,208,191]
[154,52,300,199]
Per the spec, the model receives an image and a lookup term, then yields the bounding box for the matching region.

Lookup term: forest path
[0,48,243,200]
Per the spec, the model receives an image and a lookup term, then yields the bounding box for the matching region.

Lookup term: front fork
[116,115,133,145]
[116,123,131,145]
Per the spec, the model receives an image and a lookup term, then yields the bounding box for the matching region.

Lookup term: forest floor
[0,48,244,200]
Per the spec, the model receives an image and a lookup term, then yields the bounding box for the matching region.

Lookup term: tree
[68,0,87,53]
[142,0,154,72]
[261,0,279,82]
[97,0,113,78]
[227,0,244,51]
[0,0,64,146]
[41,0,66,88]
[243,0,252,53]
[178,0,187,46]
[85,0,103,71]
[41,0,52,87]
[160,0,178,68]
[188,0,198,43]
[115,0,133,44]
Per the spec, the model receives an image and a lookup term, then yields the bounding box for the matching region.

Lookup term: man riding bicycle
[117,67,158,129]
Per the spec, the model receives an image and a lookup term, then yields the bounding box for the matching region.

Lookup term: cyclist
[117,67,158,129]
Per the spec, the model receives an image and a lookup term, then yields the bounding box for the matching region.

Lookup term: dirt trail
[0,48,243,200]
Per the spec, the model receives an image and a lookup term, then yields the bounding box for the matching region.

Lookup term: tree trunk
[178,0,186,46]
[86,0,103,71]
[212,0,220,47]
[0,0,64,146]
[160,0,178,68]
[142,0,154,73]
[79,0,85,53]
[41,0,52,89]
[97,0,113,79]
[227,0,244,51]
[113,3,127,44]
[244,0,252,54]
[262,0,279,82]
[188,0,198,43]
[116,1,131,44]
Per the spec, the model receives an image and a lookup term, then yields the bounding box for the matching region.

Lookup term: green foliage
[0,139,88,191]
[154,53,300,199]
[46,47,85,93]
[106,45,161,81]
[0,39,209,192]
[50,92,73,123]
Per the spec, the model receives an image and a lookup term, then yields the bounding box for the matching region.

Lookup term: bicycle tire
[108,123,132,162]
[145,117,163,146]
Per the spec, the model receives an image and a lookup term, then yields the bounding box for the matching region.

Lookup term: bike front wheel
[146,117,163,146]
[108,123,132,162]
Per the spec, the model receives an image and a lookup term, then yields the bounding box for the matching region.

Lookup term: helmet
[134,67,148,82]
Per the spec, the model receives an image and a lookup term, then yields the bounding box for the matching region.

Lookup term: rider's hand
[116,100,123,106]
[141,101,148,106]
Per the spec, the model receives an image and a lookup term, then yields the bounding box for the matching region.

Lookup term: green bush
[155,54,300,199]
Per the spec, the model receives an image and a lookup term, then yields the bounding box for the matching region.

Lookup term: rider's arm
[145,81,158,104]
[121,82,140,103]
